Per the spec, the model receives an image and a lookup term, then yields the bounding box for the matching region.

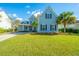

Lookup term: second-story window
[50,14,52,19]
[45,13,52,19]
[45,14,47,19]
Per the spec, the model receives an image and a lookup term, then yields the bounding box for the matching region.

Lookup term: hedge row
[59,28,79,33]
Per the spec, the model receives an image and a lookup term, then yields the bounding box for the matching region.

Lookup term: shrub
[6,29,13,32]
[59,28,64,32]
[0,28,6,33]
[73,29,79,33]
[66,28,73,33]
[0,28,12,33]
[59,28,79,33]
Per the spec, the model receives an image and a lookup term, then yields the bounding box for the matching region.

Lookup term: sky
[0,3,79,20]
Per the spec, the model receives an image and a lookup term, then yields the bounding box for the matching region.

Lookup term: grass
[0,33,79,56]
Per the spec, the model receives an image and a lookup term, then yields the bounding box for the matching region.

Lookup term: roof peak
[45,6,53,11]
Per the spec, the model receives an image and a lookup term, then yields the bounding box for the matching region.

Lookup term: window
[40,24,42,30]
[24,26,27,30]
[45,13,52,19]
[30,21,32,24]
[45,14,47,19]
[29,26,32,31]
[50,14,52,19]
[55,25,57,31]
[45,14,48,19]
[40,24,47,31]
[50,25,55,31]
[27,21,29,24]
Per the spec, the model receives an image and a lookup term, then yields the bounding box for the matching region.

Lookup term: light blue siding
[17,25,24,31]
[37,6,58,33]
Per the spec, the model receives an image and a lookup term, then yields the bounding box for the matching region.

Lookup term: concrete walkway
[0,32,27,41]
[0,33,16,41]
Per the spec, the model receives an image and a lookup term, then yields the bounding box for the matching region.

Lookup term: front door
[50,25,55,32]
[29,26,32,31]
[24,26,28,31]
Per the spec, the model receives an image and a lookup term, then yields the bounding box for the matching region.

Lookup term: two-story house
[17,6,58,33]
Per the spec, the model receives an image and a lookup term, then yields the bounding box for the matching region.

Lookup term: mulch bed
[30,32,70,35]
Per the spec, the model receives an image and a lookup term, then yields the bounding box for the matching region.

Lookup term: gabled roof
[28,14,35,20]
[27,6,57,21]
[41,6,57,17]
[21,21,29,24]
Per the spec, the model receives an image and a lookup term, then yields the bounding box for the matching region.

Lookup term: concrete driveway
[0,32,27,41]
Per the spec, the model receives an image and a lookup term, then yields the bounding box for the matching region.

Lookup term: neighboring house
[17,6,58,33]
[74,20,79,29]
[0,10,12,29]
[17,15,36,32]
[17,20,31,32]
[58,20,79,30]
[58,24,75,29]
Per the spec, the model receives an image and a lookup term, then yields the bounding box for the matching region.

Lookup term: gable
[38,6,57,24]
[42,6,57,18]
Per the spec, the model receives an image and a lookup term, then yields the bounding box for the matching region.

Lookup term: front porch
[17,24,36,32]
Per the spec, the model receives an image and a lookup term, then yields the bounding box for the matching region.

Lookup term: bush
[0,28,12,33]
[59,28,64,32]
[66,28,73,33]
[73,29,79,33]
[59,28,79,33]
[0,28,6,33]
[6,29,13,32]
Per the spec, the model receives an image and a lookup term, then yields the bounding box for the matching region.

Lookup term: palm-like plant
[32,21,38,27]
[57,11,76,32]
[31,16,38,32]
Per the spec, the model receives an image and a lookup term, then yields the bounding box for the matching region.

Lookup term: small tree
[32,20,38,31]
[15,19,20,27]
[12,18,20,32]
[57,11,76,32]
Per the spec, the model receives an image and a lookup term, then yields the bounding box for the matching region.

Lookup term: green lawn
[0,33,79,56]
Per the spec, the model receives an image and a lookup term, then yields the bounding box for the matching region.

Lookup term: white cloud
[27,11,31,14]
[12,13,17,17]
[31,9,43,17]
[32,9,42,14]
[34,11,42,17]
[32,10,37,14]
[16,17,23,21]
[25,5,30,8]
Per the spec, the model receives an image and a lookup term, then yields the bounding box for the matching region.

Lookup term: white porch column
[23,25,25,31]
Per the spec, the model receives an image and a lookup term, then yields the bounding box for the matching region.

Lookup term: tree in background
[32,20,38,32]
[31,14,39,32]
[12,18,20,32]
[57,11,76,32]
